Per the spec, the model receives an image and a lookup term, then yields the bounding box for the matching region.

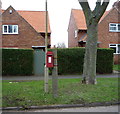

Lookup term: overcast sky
[1,0,115,47]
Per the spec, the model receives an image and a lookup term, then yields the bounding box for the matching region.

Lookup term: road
[29,105,119,112]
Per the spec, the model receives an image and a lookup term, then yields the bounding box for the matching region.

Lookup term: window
[2,25,18,34]
[74,30,78,38]
[109,23,120,32]
[109,44,120,54]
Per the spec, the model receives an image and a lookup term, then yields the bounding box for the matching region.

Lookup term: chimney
[113,0,120,9]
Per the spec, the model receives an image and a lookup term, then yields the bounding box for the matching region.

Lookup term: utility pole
[44,0,49,93]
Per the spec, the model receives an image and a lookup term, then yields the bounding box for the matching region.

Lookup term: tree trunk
[82,21,98,84]
[78,0,109,85]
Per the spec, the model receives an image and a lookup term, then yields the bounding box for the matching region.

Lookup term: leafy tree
[78,0,110,84]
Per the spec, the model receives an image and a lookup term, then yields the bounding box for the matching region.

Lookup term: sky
[1,0,115,47]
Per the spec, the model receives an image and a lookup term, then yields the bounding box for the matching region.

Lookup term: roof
[18,10,51,33]
[71,9,109,30]
[72,9,87,30]
[2,8,51,33]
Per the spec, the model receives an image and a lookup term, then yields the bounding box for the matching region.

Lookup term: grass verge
[2,78,119,108]
[113,64,120,71]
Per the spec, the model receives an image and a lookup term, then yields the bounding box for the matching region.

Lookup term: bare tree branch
[92,1,101,17]
[78,0,92,25]
[95,0,110,22]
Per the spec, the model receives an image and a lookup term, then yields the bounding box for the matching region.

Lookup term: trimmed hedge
[2,47,113,76]
[57,48,84,75]
[51,48,114,75]
[97,48,114,74]
[2,48,33,76]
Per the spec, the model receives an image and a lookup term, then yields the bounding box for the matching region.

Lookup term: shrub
[57,48,85,75]
[50,48,114,75]
[2,48,33,76]
[97,48,114,74]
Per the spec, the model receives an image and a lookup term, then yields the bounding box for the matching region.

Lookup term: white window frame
[74,30,78,38]
[109,23,120,32]
[109,44,120,54]
[2,25,18,34]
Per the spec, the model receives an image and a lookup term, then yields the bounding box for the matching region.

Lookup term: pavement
[30,105,119,112]
[2,105,120,112]
[2,72,120,81]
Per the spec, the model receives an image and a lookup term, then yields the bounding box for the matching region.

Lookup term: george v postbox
[46,51,54,68]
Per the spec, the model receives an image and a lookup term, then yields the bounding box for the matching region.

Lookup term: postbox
[46,51,54,68]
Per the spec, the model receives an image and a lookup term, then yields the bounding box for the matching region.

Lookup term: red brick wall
[98,8,120,48]
[68,12,79,47]
[114,54,120,64]
[98,8,120,64]
[2,6,45,49]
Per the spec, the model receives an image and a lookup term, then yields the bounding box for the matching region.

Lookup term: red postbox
[46,51,54,68]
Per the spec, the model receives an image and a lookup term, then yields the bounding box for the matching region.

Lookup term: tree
[57,42,66,48]
[78,0,109,84]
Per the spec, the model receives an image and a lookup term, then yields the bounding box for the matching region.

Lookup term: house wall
[2,6,45,49]
[98,8,120,64]
[98,8,119,48]
[68,12,79,48]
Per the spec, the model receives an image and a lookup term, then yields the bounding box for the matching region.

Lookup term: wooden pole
[52,49,58,98]
[44,0,49,93]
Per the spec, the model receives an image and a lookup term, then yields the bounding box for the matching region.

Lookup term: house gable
[2,6,51,33]
[68,10,79,47]
[2,6,45,48]
[98,7,120,48]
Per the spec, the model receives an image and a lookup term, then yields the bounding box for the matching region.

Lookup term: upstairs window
[2,25,18,34]
[109,44,120,54]
[109,23,120,32]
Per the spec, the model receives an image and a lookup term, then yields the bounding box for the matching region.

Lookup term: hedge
[97,48,114,74]
[57,48,84,75]
[2,47,114,76]
[51,48,114,75]
[2,48,33,76]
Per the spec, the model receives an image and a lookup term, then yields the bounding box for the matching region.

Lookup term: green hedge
[2,48,33,76]
[57,48,84,75]
[51,48,114,75]
[2,47,113,76]
[97,48,114,74]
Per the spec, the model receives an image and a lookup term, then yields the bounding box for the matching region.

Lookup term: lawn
[2,78,119,108]
[113,64,120,71]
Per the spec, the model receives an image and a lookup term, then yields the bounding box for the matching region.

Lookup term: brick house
[2,6,51,49]
[68,1,120,64]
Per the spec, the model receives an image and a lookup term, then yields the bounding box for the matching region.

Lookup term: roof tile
[72,9,109,30]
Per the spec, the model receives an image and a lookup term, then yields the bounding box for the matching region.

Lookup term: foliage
[97,48,114,74]
[57,48,84,75]
[113,64,120,71]
[51,48,114,75]
[2,48,33,76]
[2,78,119,108]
